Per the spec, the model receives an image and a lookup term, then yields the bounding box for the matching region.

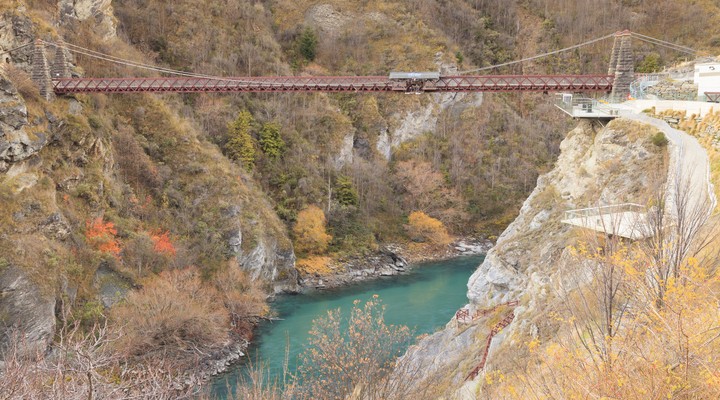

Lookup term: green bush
[79,301,105,328]
[636,53,662,73]
[259,122,285,159]
[335,176,359,207]
[297,27,318,62]
[651,131,668,147]
[225,111,257,171]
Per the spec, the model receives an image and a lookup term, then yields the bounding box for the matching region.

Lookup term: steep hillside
[394,119,669,398]
[0,0,297,387]
[110,0,573,245]
[2,0,720,396]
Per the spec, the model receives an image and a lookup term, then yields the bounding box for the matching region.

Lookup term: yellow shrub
[406,211,452,246]
[293,205,332,255]
[296,256,333,276]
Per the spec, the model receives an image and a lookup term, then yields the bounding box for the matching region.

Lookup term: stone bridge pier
[30,39,69,101]
[609,30,634,103]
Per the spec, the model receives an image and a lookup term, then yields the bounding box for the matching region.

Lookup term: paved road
[622,113,716,220]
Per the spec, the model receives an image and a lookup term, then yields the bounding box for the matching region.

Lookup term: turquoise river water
[210,254,483,398]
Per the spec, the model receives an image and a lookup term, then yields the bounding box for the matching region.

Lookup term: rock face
[0,12,35,67]
[58,0,117,40]
[94,263,131,308]
[394,119,666,398]
[227,225,298,293]
[334,132,355,169]
[299,246,409,289]
[0,71,47,173]
[239,235,297,291]
[0,266,56,360]
[381,92,483,160]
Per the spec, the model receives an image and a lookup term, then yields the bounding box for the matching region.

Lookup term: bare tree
[563,228,632,374]
[642,167,714,308]
[0,319,194,400]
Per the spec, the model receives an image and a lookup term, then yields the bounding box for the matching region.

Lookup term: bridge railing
[564,203,646,221]
[53,74,615,94]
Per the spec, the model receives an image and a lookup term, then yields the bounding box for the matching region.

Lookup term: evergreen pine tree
[298,27,318,62]
[225,111,256,171]
[335,176,359,206]
[259,122,286,159]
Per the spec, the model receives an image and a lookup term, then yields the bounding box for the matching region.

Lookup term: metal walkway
[51,75,615,94]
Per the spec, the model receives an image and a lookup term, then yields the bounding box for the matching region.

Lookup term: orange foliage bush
[406,211,452,246]
[293,205,332,255]
[85,217,121,257]
[150,230,177,257]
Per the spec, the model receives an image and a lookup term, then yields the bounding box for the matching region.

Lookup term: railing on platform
[705,92,720,103]
[564,203,646,221]
[455,300,520,381]
[465,309,517,381]
[555,94,620,117]
[630,73,667,99]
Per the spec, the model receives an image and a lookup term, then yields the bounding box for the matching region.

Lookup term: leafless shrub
[111,267,229,363]
[3,64,40,102]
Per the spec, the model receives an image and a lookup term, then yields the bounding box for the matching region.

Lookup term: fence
[564,203,646,221]
[555,94,620,116]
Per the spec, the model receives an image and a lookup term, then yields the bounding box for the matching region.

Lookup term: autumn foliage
[298,297,414,400]
[406,211,452,247]
[296,256,333,276]
[85,217,121,257]
[293,205,332,255]
[150,230,177,257]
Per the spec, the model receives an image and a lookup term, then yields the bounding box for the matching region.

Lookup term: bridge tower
[30,39,53,100]
[51,40,70,79]
[609,30,634,103]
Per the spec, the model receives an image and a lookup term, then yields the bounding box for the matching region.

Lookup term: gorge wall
[395,118,668,399]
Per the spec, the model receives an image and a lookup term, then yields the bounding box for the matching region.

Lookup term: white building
[694,62,720,99]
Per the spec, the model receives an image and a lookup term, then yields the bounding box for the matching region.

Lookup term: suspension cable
[43,40,243,80]
[630,33,697,55]
[630,32,696,53]
[42,31,699,83]
[457,33,616,74]
[42,40,389,86]
[0,42,34,57]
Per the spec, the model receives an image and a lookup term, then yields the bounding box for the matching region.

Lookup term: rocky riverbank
[177,336,248,390]
[188,238,491,389]
[299,237,492,290]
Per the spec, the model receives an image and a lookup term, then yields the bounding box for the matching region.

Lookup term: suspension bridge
[6,30,697,100]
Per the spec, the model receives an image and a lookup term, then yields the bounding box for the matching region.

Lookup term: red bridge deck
[52,75,614,94]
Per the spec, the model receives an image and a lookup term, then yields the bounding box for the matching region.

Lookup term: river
[210,254,483,398]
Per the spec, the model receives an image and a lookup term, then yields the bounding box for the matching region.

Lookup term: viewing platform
[561,203,652,240]
[555,94,622,119]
